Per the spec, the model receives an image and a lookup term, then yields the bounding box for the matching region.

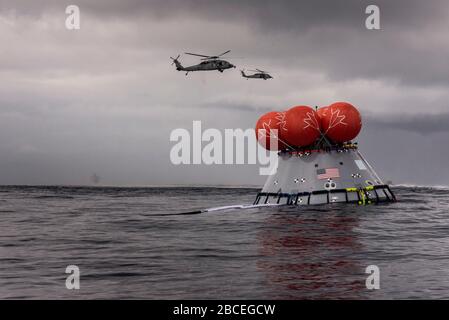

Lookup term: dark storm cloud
[3,0,444,27]
[5,0,447,86]
[199,101,270,113]
[1,0,449,186]
[203,100,449,135]
[367,113,449,135]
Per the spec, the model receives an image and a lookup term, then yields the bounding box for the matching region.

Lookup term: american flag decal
[317,168,340,180]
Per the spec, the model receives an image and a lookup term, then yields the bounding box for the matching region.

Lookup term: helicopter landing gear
[218,69,223,73]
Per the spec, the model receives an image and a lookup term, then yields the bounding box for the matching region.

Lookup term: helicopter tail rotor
[170,54,181,65]
[170,55,184,71]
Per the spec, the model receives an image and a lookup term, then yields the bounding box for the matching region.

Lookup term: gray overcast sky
[0,0,448,186]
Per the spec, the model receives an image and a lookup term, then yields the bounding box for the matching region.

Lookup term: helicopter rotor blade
[200,50,231,60]
[185,50,231,60]
[248,69,268,74]
[217,50,231,57]
[185,52,211,58]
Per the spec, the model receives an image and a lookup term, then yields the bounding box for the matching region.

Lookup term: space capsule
[254,102,396,206]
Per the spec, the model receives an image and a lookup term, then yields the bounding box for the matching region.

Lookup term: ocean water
[1,185,449,299]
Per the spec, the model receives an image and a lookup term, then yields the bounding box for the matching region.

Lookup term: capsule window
[330,191,346,203]
[309,193,328,205]
[347,191,359,202]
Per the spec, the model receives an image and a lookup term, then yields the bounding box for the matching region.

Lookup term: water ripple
[0,185,448,299]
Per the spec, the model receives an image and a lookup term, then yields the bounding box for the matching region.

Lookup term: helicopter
[241,69,273,80]
[170,50,236,75]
